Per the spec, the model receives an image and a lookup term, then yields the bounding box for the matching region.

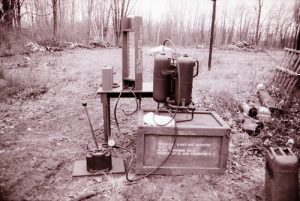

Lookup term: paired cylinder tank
[153,53,199,106]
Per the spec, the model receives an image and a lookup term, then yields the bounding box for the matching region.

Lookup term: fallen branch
[258,89,281,112]
[77,44,93,49]
[0,52,14,57]
[72,191,98,201]
[71,186,111,201]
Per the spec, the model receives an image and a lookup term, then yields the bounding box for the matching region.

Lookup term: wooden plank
[282,74,291,90]
[272,51,283,85]
[286,61,300,92]
[284,48,300,54]
[276,66,300,76]
[287,51,298,71]
[286,76,298,93]
[273,50,288,85]
[277,51,292,85]
[281,52,300,92]
[273,48,300,94]
[134,16,143,90]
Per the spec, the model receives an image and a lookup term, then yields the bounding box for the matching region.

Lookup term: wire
[113,39,194,182]
[113,85,140,137]
[121,87,139,115]
[163,39,177,57]
[113,87,125,136]
[123,120,179,182]
[123,39,186,182]
[152,106,177,126]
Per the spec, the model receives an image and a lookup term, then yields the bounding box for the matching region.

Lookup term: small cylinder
[102,66,113,91]
[241,102,257,117]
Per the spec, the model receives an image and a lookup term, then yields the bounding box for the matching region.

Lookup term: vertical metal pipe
[208,0,217,71]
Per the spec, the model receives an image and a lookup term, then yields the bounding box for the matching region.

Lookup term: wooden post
[208,0,216,71]
[121,16,143,90]
[134,16,143,90]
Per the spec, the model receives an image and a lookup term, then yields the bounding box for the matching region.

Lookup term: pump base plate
[72,157,125,177]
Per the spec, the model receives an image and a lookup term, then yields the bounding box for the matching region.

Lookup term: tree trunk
[71,0,75,28]
[16,0,21,31]
[52,0,58,41]
[2,0,13,30]
[87,0,94,44]
[111,0,131,46]
[255,0,263,45]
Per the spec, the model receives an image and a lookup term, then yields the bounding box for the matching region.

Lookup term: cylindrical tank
[153,52,171,102]
[265,147,298,201]
[174,54,199,106]
[240,102,258,117]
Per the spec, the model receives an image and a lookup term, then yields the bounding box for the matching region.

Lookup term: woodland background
[1,1,300,200]
[0,0,299,49]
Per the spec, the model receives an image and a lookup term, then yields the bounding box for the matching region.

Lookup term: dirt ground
[0,47,298,201]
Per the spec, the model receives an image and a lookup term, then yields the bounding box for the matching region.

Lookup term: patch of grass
[0,86,21,99]
[205,90,240,120]
[4,67,43,87]
[0,85,47,101]
[1,66,49,101]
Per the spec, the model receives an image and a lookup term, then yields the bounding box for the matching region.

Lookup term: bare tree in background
[0,0,297,48]
[0,0,24,44]
[255,0,263,45]
[219,6,227,46]
[227,12,236,45]
[2,0,14,30]
[99,0,111,41]
[52,0,58,41]
[110,0,133,46]
[16,0,22,31]
[86,0,93,44]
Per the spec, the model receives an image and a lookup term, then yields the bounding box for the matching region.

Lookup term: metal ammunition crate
[136,110,231,175]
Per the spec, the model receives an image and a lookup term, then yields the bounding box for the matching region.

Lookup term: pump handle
[193,61,199,78]
[82,101,99,150]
